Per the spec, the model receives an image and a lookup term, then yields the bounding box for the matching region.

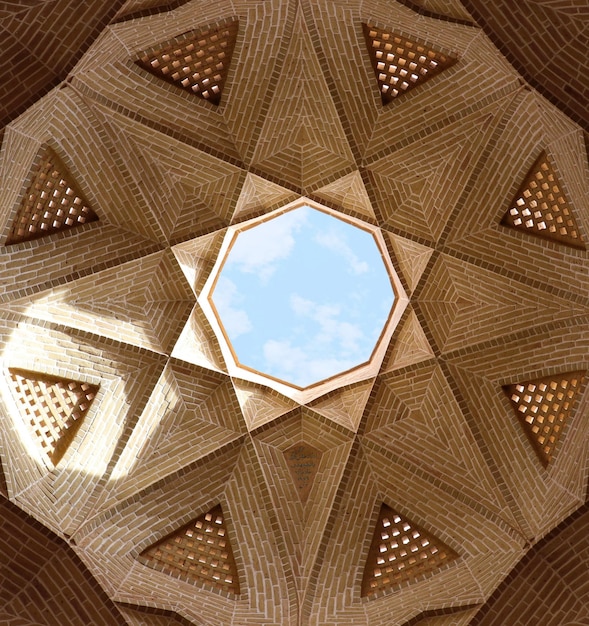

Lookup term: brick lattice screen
[501,151,586,249]
[140,504,240,594]
[6,146,98,245]
[136,20,238,105]
[362,503,459,596]
[503,371,587,466]
[8,369,99,466]
[362,24,457,104]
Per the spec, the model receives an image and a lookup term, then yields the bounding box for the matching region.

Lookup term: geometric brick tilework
[361,503,459,597]
[284,443,322,503]
[140,504,240,594]
[503,371,587,467]
[362,24,458,104]
[5,146,98,245]
[7,369,99,467]
[136,20,238,106]
[501,151,586,249]
[0,497,125,626]
[468,501,589,626]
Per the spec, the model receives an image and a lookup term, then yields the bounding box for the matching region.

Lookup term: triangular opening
[501,151,586,249]
[361,503,458,597]
[8,369,99,466]
[503,371,586,467]
[5,146,98,245]
[140,504,240,594]
[136,20,238,106]
[284,443,322,503]
[362,24,457,104]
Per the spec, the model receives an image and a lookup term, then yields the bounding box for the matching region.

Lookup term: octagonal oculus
[208,204,397,390]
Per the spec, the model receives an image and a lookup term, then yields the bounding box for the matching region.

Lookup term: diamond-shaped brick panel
[284,443,322,503]
[8,369,99,466]
[136,20,238,105]
[140,504,240,594]
[362,503,458,596]
[503,371,587,467]
[5,146,98,245]
[501,152,585,249]
[362,24,457,104]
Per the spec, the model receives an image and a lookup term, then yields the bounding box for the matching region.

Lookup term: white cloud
[314,229,369,275]
[259,294,366,386]
[263,339,356,388]
[213,276,252,338]
[290,294,363,353]
[227,208,309,282]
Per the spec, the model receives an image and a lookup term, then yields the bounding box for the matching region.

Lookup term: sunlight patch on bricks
[8,369,98,467]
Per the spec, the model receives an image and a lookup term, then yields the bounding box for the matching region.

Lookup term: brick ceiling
[0,1,588,625]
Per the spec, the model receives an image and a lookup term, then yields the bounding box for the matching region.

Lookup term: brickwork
[470,502,589,626]
[444,323,589,541]
[395,0,475,24]
[140,504,240,594]
[250,10,356,191]
[1,0,588,624]
[362,503,459,596]
[501,151,585,249]
[0,497,125,625]
[136,20,238,105]
[0,0,125,128]
[8,369,99,467]
[117,602,196,626]
[362,24,458,104]
[284,443,322,503]
[417,252,588,353]
[5,146,98,245]
[442,90,589,297]
[115,0,192,22]
[461,0,589,131]
[3,250,194,354]
[503,371,587,466]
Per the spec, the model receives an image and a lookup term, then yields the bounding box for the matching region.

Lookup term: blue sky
[212,207,394,388]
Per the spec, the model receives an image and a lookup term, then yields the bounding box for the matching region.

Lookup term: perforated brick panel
[361,503,458,596]
[501,151,586,249]
[362,24,457,104]
[503,371,587,467]
[8,369,99,466]
[5,146,98,245]
[140,504,240,594]
[136,20,238,105]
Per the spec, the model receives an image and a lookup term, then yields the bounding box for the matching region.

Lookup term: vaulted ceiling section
[0,1,588,625]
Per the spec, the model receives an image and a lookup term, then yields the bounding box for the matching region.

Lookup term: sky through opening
[211,207,395,387]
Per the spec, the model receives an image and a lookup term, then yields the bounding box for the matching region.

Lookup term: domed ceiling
[0,1,588,625]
